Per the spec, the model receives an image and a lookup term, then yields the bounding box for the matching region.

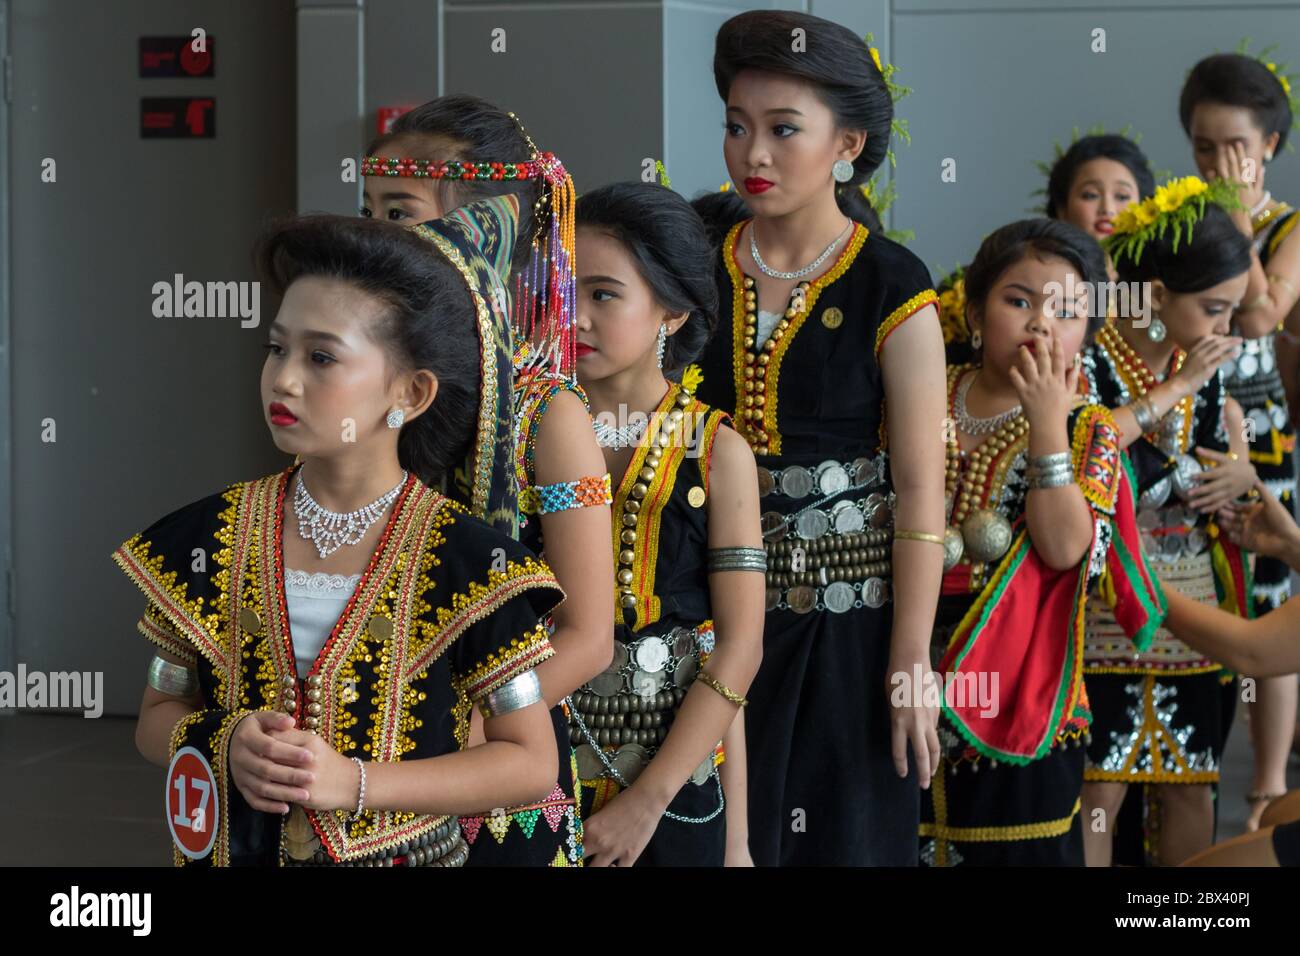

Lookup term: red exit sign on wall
[139,36,215,78]
[141,98,216,138]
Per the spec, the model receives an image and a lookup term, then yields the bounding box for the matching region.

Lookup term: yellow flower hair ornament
[1103,175,1243,266]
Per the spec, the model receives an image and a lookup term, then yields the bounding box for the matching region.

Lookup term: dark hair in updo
[576,182,718,375]
[1111,202,1252,293]
[964,218,1110,344]
[367,94,542,268]
[713,9,890,231]
[255,215,479,490]
[690,188,752,247]
[1180,52,1293,154]
[1045,134,1156,219]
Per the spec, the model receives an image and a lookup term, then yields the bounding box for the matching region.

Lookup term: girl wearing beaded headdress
[920,219,1165,866]
[693,9,945,866]
[1180,48,1300,832]
[363,97,615,866]
[115,213,566,867]
[566,182,764,866]
[1080,177,1259,866]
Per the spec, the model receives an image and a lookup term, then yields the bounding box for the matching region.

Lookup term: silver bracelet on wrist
[147,654,198,696]
[1131,396,1159,434]
[349,756,366,822]
[1027,469,1076,489]
[477,669,543,719]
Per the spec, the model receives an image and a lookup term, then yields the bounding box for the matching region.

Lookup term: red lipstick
[744,177,774,194]
[575,343,596,357]
[269,402,298,426]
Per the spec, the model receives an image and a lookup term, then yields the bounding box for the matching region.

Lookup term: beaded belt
[568,623,716,789]
[764,529,892,612]
[281,817,467,867]
[757,455,887,499]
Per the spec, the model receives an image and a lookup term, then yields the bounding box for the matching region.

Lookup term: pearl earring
[386,407,405,429]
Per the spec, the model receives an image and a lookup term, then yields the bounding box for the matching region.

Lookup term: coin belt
[568,623,714,773]
[762,492,896,542]
[281,817,466,867]
[756,455,888,500]
[1136,505,1211,563]
[763,528,892,614]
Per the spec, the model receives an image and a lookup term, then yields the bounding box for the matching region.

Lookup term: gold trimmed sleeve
[138,600,198,665]
[1267,211,1300,259]
[457,622,555,703]
[874,288,939,361]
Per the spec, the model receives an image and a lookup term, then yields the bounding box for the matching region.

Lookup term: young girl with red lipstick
[1043,133,1157,276]
[1180,49,1300,831]
[567,181,765,866]
[363,97,615,865]
[695,9,946,866]
[114,209,566,867]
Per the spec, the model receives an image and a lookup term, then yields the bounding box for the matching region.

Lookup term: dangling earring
[832,159,854,183]
[970,329,982,352]
[655,324,668,369]
[1265,150,1275,162]
[1147,313,1166,343]
[386,407,405,429]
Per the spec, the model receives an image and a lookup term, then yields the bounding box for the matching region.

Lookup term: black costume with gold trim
[113,464,563,868]
[696,218,938,865]
[1081,326,1250,792]
[567,382,732,866]
[1225,204,1300,613]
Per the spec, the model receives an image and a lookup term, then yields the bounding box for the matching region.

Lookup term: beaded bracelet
[695,668,749,707]
[520,473,613,515]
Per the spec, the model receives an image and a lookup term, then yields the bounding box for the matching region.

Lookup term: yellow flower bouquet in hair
[1105,175,1241,265]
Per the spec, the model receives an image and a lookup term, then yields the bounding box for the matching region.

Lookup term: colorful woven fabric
[520,473,612,516]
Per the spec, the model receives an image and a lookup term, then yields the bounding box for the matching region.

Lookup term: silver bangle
[707,546,767,573]
[349,756,366,822]
[147,654,197,696]
[1027,469,1075,489]
[1026,451,1071,472]
[1130,396,1158,434]
[477,669,543,719]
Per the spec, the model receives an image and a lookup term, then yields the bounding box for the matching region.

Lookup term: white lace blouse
[283,568,362,677]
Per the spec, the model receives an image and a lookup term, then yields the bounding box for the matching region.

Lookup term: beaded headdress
[1102,175,1244,266]
[411,194,523,537]
[362,113,579,382]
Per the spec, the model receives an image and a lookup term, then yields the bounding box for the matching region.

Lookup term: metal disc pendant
[823,581,855,613]
[787,585,816,613]
[756,467,776,497]
[1237,351,1259,379]
[609,641,630,670]
[673,653,699,689]
[795,509,830,540]
[815,460,850,496]
[1140,475,1172,510]
[690,755,714,785]
[631,668,666,698]
[780,466,814,498]
[1170,454,1203,501]
[942,526,965,570]
[588,669,624,697]
[633,636,669,673]
[611,744,649,785]
[575,743,605,780]
[862,577,889,609]
[832,500,865,534]
[960,509,1013,563]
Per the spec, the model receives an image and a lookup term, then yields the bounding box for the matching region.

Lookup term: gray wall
[10,0,296,715]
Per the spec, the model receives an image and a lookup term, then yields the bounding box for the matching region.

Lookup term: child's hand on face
[1008,333,1078,429]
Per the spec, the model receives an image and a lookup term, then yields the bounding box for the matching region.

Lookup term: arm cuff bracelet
[147,655,198,697]
[707,546,767,573]
[477,669,543,719]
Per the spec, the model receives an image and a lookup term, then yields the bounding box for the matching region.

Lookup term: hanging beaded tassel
[507,113,579,384]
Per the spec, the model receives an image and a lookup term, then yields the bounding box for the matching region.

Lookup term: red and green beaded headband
[359,152,569,186]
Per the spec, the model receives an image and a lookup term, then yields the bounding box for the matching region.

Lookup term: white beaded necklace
[293,469,407,559]
[750,219,852,280]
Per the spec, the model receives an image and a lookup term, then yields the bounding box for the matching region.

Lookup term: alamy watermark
[0,664,103,718]
[890,662,1000,718]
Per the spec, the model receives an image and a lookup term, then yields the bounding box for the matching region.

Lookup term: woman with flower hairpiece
[116,210,566,868]
[1180,48,1300,832]
[695,9,946,866]
[1079,175,1260,866]
[362,96,615,866]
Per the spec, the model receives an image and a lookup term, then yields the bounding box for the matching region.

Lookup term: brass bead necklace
[1096,323,1192,451]
[738,275,809,455]
[615,383,694,612]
